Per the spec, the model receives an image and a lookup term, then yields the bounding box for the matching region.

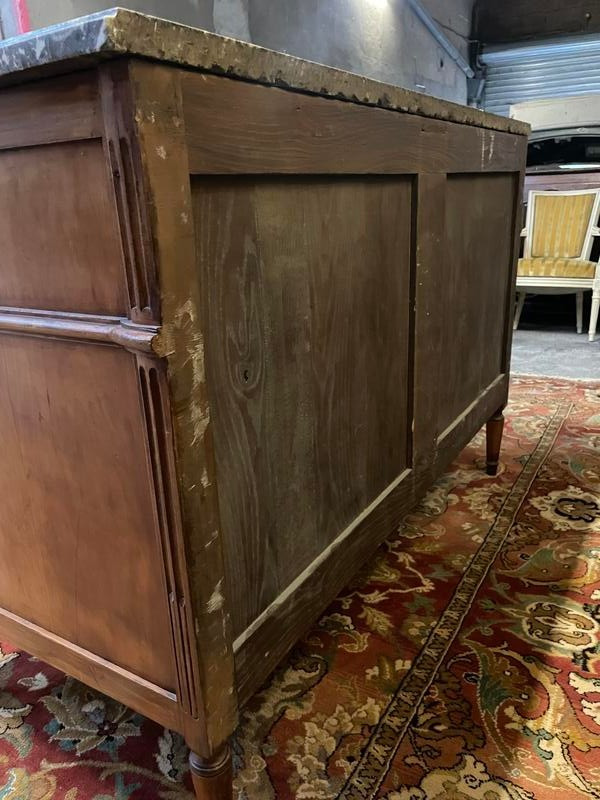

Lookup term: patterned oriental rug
[2,376,600,800]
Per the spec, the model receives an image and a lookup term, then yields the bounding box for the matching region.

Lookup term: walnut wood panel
[234,374,510,706]
[182,72,520,175]
[234,466,413,705]
[193,175,413,637]
[437,173,517,435]
[412,173,446,471]
[0,140,126,315]
[0,71,102,150]
[0,334,176,690]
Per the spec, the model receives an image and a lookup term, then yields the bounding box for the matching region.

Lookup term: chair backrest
[523,188,600,261]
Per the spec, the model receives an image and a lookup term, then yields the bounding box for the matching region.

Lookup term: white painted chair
[514,188,600,341]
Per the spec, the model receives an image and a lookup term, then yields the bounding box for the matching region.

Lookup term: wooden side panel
[437,173,517,435]
[0,335,176,691]
[193,176,413,637]
[182,72,521,176]
[0,140,126,315]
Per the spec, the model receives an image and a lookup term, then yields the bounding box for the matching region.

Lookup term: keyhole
[243,368,250,382]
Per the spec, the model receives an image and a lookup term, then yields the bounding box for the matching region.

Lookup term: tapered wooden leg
[189,746,232,800]
[590,286,600,342]
[576,291,584,334]
[486,409,504,476]
[513,291,526,331]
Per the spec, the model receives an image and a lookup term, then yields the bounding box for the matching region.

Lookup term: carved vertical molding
[126,60,237,758]
[137,357,201,721]
[99,64,159,325]
[99,62,207,746]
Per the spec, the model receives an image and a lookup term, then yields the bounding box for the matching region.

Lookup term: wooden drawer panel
[0,334,176,690]
[0,140,126,315]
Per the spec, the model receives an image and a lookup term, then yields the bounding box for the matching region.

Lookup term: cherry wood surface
[0,57,527,800]
[0,140,126,315]
[0,335,176,689]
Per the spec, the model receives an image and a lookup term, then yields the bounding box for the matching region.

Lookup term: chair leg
[189,746,233,800]
[590,287,600,342]
[513,292,526,331]
[576,291,584,334]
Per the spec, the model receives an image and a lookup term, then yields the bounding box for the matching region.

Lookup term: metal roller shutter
[481,35,600,117]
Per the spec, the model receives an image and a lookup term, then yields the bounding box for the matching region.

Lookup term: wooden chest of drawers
[0,10,528,798]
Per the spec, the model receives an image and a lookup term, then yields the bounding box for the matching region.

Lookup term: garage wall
[0,0,474,104]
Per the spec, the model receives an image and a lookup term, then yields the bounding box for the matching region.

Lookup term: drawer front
[0,334,176,691]
[0,139,126,316]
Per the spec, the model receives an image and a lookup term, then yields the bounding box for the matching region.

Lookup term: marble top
[0,7,529,136]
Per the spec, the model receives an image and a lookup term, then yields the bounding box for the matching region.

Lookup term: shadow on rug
[2,376,600,799]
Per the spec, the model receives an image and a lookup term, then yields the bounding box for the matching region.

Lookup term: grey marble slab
[0,7,529,136]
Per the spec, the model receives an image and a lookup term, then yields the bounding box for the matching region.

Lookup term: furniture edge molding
[99,61,159,325]
[128,59,238,757]
[0,309,158,354]
[137,357,204,729]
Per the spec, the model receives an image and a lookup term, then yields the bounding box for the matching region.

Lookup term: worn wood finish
[124,60,237,758]
[0,50,527,800]
[194,175,413,636]
[182,72,520,176]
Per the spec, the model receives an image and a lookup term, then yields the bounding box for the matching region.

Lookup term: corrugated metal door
[481,35,600,117]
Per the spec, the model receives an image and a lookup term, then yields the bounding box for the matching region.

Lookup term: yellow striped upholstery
[518,257,597,279]
[531,193,595,258]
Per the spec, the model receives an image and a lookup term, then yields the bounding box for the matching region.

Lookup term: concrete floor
[511,326,600,380]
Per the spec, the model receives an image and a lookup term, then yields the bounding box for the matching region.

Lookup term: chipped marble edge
[0,7,530,137]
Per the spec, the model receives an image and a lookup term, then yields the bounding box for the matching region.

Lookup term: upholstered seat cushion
[518,257,597,279]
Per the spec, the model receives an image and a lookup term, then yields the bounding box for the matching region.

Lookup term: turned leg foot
[189,745,232,800]
[513,291,526,331]
[486,409,504,476]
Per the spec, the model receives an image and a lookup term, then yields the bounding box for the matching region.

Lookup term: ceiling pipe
[407,0,475,78]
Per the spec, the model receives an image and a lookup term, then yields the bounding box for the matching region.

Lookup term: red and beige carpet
[2,376,600,799]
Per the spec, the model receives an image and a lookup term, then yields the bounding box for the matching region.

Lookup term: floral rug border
[338,399,572,799]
